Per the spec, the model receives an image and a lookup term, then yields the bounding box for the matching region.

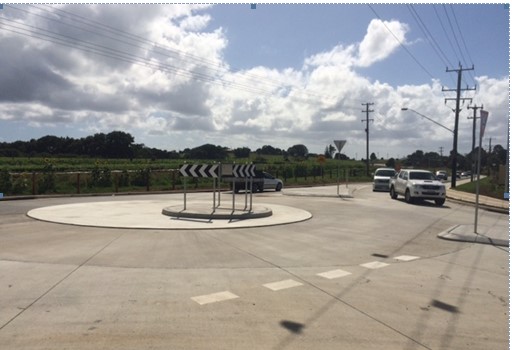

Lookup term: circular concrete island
[27,199,312,230]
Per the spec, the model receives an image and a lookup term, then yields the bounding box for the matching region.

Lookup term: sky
[0,3,509,160]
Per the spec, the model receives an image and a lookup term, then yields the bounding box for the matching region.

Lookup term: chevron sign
[233,164,256,177]
[180,164,219,178]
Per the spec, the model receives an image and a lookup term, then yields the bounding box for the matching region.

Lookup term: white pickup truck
[389,169,446,206]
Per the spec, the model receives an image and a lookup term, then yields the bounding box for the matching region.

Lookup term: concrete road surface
[0,185,508,349]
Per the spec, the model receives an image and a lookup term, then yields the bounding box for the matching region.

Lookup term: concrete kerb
[445,193,509,214]
[437,224,509,247]
[282,184,364,198]
[26,199,312,230]
[162,203,273,220]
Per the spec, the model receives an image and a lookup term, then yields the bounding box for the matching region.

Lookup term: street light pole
[400,108,454,134]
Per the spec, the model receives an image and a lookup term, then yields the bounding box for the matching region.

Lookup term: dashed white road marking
[317,269,352,279]
[263,279,303,291]
[394,255,420,261]
[360,261,390,269]
[191,291,239,305]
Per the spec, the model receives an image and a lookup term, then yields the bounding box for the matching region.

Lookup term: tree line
[0,131,314,160]
[0,131,507,170]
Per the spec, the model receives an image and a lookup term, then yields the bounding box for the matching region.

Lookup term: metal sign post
[244,174,250,211]
[183,174,187,210]
[249,175,253,211]
[212,175,216,212]
[474,110,489,233]
[333,140,347,196]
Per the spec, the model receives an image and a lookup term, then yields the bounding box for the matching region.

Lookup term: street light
[400,108,453,134]
[401,107,457,188]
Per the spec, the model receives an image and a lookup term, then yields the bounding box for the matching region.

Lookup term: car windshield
[375,169,396,177]
[410,171,436,180]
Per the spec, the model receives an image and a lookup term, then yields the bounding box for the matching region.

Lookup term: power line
[433,6,462,68]
[2,5,329,101]
[407,5,452,69]
[449,5,477,84]
[442,5,475,87]
[28,4,323,99]
[367,4,437,81]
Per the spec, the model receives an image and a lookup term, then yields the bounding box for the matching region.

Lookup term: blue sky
[208,4,508,86]
[0,3,509,159]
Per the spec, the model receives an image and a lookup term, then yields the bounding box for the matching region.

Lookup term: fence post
[77,173,81,194]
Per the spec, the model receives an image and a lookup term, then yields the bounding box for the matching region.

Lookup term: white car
[373,168,397,192]
[389,169,446,206]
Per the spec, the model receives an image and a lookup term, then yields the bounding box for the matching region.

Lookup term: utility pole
[487,137,492,154]
[468,104,483,181]
[443,63,476,188]
[361,102,374,176]
[439,146,444,157]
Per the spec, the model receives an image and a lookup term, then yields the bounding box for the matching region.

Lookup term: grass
[455,176,507,200]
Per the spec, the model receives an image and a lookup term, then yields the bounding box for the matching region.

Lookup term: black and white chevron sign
[233,164,256,177]
[180,164,219,178]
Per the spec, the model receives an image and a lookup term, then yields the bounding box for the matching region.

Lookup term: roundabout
[27,198,312,230]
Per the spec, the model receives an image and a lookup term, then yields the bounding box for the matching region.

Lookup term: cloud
[356,19,408,67]
[0,6,507,158]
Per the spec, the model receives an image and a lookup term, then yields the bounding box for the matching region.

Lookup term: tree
[489,144,507,165]
[405,150,424,167]
[185,144,227,160]
[233,147,251,158]
[386,158,396,169]
[35,135,63,155]
[105,131,135,158]
[83,133,107,157]
[370,152,377,164]
[334,153,349,160]
[324,145,336,159]
[287,144,309,158]
[256,145,283,155]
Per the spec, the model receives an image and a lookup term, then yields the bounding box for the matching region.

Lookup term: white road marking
[191,291,239,305]
[360,261,390,269]
[317,269,352,279]
[263,279,303,291]
[394,255,420,261]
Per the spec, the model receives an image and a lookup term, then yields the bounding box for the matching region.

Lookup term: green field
[0,156,372,196]
[455,176,507,200]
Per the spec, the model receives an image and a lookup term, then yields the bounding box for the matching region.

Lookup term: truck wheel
[390,186,397,199]
[276,183,282,192]
[435,198,445,206]
[405,189,414,204]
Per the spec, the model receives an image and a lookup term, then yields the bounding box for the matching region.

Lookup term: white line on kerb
[263,279,303,291]
[394,255,420,261]
[191,291,239,305]
[360,261,390,269]
[317,269,352,279]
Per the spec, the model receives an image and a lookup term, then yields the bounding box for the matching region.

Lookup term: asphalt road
[0,185,509,349]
